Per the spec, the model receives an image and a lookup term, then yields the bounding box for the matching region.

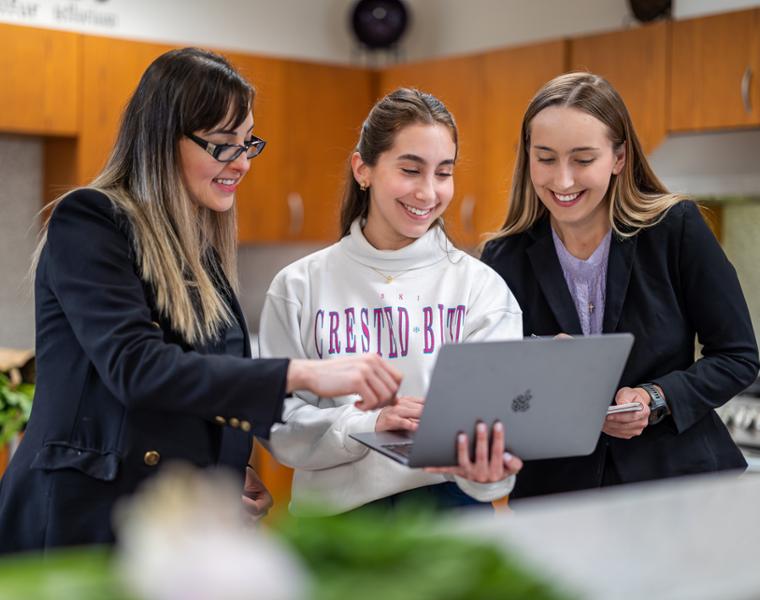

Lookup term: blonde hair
[34,48,252,345]
[486,72,688,244]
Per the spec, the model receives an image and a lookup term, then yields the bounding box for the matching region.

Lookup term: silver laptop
[350,334,634,467]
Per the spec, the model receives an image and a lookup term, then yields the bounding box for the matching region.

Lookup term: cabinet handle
[741,67,753,114]
[460,195,476,234]
[287,192,304,236]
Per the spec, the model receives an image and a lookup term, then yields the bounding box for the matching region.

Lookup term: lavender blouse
[551,228,612,336]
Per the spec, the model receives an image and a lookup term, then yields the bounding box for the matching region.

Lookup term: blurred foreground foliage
[275,507,569,600]
[0,507,571,600]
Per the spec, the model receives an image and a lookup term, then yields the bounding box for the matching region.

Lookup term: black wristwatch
[640,383,669,425]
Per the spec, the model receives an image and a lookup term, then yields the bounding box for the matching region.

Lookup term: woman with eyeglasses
[0,47,401,553]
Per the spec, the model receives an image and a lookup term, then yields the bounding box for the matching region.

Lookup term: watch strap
[640,383,669,424]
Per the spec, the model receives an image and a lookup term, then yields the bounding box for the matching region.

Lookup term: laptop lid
[405,334,634,467]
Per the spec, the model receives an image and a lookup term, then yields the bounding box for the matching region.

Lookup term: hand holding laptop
[424,420,523,483]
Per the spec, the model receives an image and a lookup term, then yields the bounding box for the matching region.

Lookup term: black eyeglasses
[186,132,267,162]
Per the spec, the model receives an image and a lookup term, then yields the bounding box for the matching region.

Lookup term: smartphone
[606,402,643,415]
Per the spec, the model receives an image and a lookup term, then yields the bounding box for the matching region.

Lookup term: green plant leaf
[0,373,33,443]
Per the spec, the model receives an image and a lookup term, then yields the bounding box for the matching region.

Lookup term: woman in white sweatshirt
[259,88,523,516]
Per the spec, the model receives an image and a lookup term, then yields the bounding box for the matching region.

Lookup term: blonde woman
[0,48,400,553]
[481,72,758,499]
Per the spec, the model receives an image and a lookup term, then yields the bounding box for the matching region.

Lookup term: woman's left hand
[603,386,651,439]
[242,465,274,523]
[425,421,523,483]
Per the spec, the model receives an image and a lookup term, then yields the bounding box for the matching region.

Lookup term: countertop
[459,472,760,600]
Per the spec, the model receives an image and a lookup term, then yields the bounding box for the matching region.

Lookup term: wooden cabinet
[480,41,567,235]
[225,53,290,243]
[378,43,566,246]
[280,61,375,242]
[203,55,375,244]
[670,9,760,131]
[0,23,79,136]
[571,22,668,154]
[252,440,293,520]
[0,444,8,481]
[78,36,176,184]
[75,39,375,243]
[379,54,486,247]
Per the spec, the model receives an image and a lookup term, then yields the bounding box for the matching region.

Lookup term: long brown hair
[34,48,252,345]
[339,87,458,238]
[486,72,688,243]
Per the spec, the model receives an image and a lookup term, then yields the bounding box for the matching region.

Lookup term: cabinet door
[380,56,483,247]
[481,41,567,236]
[251,440,293,520]
[226,53,289,243]
[571,22,668,154]
[0,23,79,136]
[283,62,376,242]
[379,55,485,248]
[80,36,176,184]
[0,444,8,481]
[670,9,760,131]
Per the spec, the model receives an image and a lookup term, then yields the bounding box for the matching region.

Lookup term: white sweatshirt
[259,220,523,516]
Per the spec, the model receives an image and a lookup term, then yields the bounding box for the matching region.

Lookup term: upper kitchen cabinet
[79,39,373,243]
[79,36,177,184]
[480,40,567,235]
[280,61,376,242]
[670,8,760,131]
[209,56,375,244]
[225,53,289,244]
[571,21,668,154]
[0,23,79,136]
[379,54,486,247]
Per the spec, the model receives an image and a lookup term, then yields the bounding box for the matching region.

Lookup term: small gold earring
[359,182,368,192]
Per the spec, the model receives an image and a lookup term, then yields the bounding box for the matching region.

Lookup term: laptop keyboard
[382,442,414,458]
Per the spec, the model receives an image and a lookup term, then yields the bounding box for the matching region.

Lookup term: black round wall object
[351,0,409,49]
[628,0,671,22]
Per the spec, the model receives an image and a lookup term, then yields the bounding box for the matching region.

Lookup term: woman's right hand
[286,355,402,410]
[375,395,425,432]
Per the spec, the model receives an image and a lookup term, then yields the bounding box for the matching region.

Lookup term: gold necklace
[368,265,403,283]
[367,262,433,283]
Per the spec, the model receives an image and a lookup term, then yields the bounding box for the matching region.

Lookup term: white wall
[674,0,760,19]
[723,204,760,342]
[5,0,727,66]
[0,0,359,64]
[401,0,632,61]
[0,136,40,349]
[3,1,760,66]
[400,0,760,62]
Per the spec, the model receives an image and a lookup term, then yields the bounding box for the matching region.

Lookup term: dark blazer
[481,201,759,499]
[0,189,289,552]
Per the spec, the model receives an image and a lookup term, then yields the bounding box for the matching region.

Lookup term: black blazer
[482,201,759,499]
[0,189,289,552]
